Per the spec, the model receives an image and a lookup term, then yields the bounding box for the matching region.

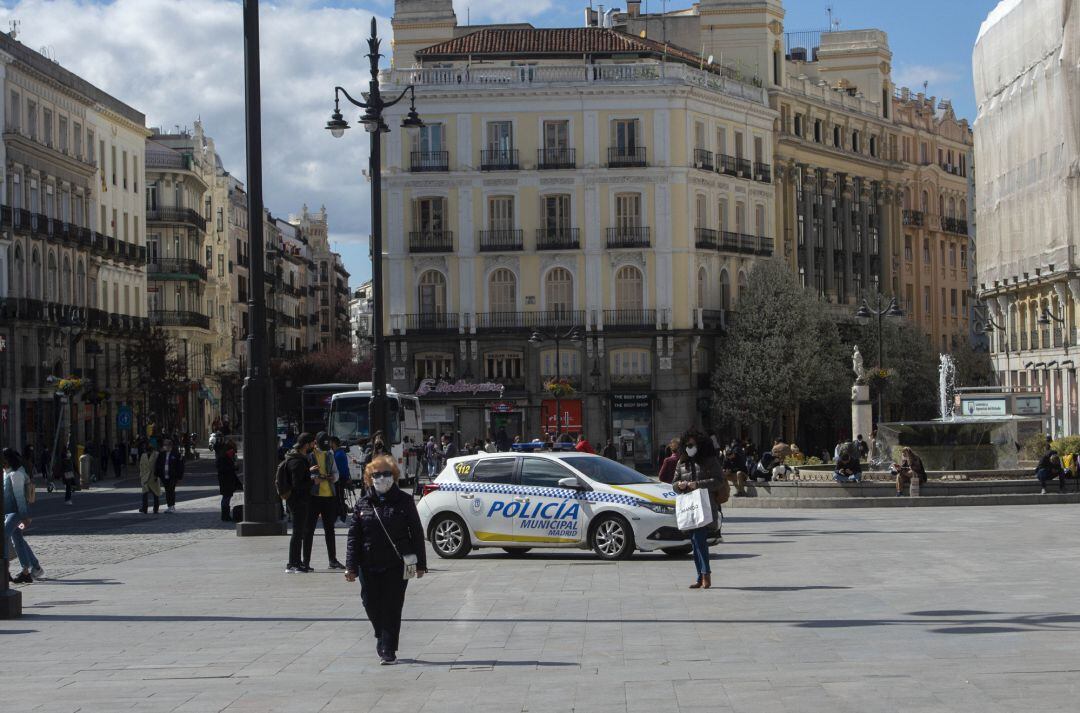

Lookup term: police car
[417,452,694,560]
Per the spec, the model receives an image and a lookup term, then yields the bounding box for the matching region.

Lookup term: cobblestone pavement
[4,495,1080,712]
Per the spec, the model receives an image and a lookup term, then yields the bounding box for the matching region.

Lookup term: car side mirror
[558,476,585,490]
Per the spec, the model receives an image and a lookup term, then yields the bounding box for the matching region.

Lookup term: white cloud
[893,63,961,94]
[452,0,554,24]
[0,0,387,282]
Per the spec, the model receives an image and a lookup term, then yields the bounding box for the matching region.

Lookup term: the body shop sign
[416,378,504,398]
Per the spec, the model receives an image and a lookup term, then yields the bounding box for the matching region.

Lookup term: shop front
[489,401,523,445]
[611,393,654,472]
[415,378,511,445]
[539,399,583,438]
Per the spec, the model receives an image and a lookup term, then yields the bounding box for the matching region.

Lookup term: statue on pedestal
[852,346,867,384]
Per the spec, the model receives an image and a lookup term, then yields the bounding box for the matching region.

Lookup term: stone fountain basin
[742,469,1064,499]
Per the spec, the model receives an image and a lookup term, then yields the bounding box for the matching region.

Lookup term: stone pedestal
[851,383,873,444]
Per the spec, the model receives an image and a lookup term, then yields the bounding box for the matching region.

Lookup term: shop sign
[490,401,516,414]
[541,399,582,432]
[422,405,454,424]
[1014,395,1044,415]
[960,398,1007,417]
[612,393,651,409]
[416,378,505,398]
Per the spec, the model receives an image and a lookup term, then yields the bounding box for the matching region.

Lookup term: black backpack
[274,458,292,500]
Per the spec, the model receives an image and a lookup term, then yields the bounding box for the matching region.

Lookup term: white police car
[417,452,693,560]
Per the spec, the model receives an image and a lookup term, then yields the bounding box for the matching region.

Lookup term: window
[542,194,571,235]
[61,256,72,304]
[735,202,746,234]
[920,190,929,214]
[417,270,446,314]
[754,204,766,237]
[869,135,877,157]
[413,122,444,153]
[59,116,68,153]
[814,119,822,143]
[960,246,967,268]
[111,144,117,185]
[414,197,445,234]
[520,458,574,488]
[614,265,643,310]
[904,236,913,262]
[88,130,95,163]
[950,289,957,317]
[415,352,453,380]
[484,351,522,380]
[923,286,931,315]
[540,349,580,378]
[734,131,744,159]
[614,193,641,229]
[697,267,708,308]
[47,252,58,302]
[545,267,573,313]
[720,270,731,311]
[43,109,52,146]
[488,196,515,231]
[852,130,861,153]
[469,458,517,484]
[27,101,36,140]
[792,114,802,138]
[122,150,128,188]
[949,244,957,267]
[610,348,650,375]
[9,91,20,131]
[486,121,513,154]
[693,121,705,151]
[543,119,569,150]
[611,118,640,153]
[695,194,708,230]
[923,238,930,263]
[718,198,727,231]
[833,125,841,148]
[488,268,516,312]
[920,142,928,164]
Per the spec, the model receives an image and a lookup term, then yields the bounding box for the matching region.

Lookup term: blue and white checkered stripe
[437,481,643,507]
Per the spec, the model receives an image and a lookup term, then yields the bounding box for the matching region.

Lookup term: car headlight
[640,502,675,515]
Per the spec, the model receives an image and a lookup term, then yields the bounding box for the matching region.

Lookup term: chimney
[627,0,640,17]
[585,7,599,26]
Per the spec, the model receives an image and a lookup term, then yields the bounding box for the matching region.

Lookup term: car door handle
[460,493,474,500]
[513,496,529,503]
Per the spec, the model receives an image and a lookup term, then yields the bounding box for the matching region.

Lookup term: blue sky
[3,0,1001,285]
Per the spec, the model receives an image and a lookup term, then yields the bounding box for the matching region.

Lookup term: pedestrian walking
[423,436,438,478]
[111,441,126,479]
[154,439,185,513]
[601,438,617,460]
[657,438,680,484]
[55,447,77,505]
[330,436,352,524]
[440,433,458,467]
[304,432,345,570]
[283,433,318,573]
[574,435,595,454]
[344,454,426,665]
[138,442,162,514]
[671,432,724,589]
[3,448,44,583]
[217,441,242,521]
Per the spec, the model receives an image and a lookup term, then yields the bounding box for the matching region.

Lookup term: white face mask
[685,446,698,458]
[372,475,394,494]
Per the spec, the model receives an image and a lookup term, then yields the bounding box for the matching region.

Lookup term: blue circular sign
[117,406,133,429]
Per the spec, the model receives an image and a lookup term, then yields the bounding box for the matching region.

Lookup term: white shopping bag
[675,488,714,530]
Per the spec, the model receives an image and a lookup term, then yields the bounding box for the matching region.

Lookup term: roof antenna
[8,19,19,39]
[827,5,840,31]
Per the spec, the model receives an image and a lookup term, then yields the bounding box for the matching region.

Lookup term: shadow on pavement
[397,658,578,667]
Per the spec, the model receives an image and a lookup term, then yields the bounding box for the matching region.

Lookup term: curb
[725,492,1080,508]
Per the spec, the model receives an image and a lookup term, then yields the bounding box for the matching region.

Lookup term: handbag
[371,500,418,580]
[676,487,714,530]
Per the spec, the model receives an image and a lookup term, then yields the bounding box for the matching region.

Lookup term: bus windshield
[329,396,400,444]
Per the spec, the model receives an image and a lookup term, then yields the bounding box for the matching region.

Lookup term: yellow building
[383,2,777,463]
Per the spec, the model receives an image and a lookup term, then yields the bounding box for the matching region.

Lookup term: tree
[952,339,997,388]
[854,313,940,422]
[271,344,372,424]
[124,329,191,433]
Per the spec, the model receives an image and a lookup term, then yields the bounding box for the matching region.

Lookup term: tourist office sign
[960,398,1008,417]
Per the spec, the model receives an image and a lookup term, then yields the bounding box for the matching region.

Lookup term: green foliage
[1051,435,1080,455]
[1021,431,1050,460]
[952,340,997,388]
[855,316,939,422]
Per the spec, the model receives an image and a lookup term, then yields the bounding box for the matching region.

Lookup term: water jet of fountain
[939,353,957,421]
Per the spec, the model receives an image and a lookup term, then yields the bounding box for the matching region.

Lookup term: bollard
[910,472,922,497]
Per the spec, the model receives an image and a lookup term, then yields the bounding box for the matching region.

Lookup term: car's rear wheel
[501,547,531,556]
[590,514,635,560]
[429,514,471,559]
[661,545,693,557]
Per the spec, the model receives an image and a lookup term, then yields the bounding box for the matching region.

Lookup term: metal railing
[146,258,207,280]
[475,310,585,330]
[537,147,576,169]
[535,228,580,251]
[603,308,659,329]
[146,207,207,232]
[610,373,652,387]
[149,310,210,329]
[403,312,459,332]
[408,230,454,253]
[410,150,449,172]
[692,148,714,171]
[478,229,524,252]
[754,162,772,183]
[903,209,924,227]
[695,227,718,249]
[606,226,651,248]
[480,149,519,171]
[608,146,647,168]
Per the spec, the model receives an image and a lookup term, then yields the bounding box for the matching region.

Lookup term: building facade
[974,0,1079,436]
[384,1,777,467]
[288,205,350,351]
[350,280,373,362]
[1,31,149,451]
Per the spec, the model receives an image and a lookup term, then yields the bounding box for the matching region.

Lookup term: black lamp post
[855,295,904,423]
[529,327,582,439]
[237,0,286,536]
[1037,303,1068,352]
[326,18,424,439]
[976,309,1010,388]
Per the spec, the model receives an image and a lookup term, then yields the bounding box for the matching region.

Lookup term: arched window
[697,267,708,308]
[544,267,573,315]
[76,259,86,307]
[488,268,516,313]
[939,194,945,217]
[30,248,41,299]
[902,187,911,210]
[614,265,643,311]
[47,251,58,302]
[920,190,929,214]
[694,194,707,230]
[737,271,748,303]
[719,270,731,312]
[948,197,956,219]
[12,244,23,297]
[417,270,446,314]
[61,255,72,304]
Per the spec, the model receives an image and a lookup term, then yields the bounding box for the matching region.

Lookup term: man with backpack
[277,432,319,573]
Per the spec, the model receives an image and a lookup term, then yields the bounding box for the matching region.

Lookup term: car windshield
[328,396,400,445]
[561,456,653,485]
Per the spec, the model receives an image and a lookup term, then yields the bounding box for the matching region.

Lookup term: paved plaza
[4,476,1080,713]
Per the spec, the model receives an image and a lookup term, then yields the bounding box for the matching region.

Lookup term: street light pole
[530,326,582,440]
[977,309,1009,389]
[237,0,286,536]
[326,18,424,440]
[856,295,903,424]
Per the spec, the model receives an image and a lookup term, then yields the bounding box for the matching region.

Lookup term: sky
[0,0,1001,286]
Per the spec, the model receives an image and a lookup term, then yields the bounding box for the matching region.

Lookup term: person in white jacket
[3,447,44,583]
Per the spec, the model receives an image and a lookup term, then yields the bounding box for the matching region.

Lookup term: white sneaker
[1040,488,1048,495]
[64,500,73,506]
[31,566,45,580]
[167,506,176,513]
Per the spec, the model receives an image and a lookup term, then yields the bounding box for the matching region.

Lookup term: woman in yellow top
[303,431,344,570]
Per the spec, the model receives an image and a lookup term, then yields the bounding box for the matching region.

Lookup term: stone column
[800,165,817,290]
[860,182,873,294]
[876,183,894,296]
[821,171,836,300]
[840,175,854,302]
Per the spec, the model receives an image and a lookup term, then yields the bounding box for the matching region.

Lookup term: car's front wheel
[589,514,635,560]
[429,514,471,559]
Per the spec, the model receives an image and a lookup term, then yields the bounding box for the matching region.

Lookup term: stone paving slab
[4,498,1080,712]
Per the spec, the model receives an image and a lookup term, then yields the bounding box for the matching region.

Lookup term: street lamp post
[855,295,904,424]
[1037,304,1068,352]
[326,18,424,439]
[976,309,1010,388]
[237,0,286,536]
[529,327,582,439]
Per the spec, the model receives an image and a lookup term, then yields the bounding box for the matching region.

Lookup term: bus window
[328,396,401,444]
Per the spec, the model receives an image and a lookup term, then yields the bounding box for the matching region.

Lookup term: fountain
[938,353,956,421]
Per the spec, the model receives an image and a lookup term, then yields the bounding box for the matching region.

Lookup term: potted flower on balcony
[543,377,576,398]
[55,377,86,397]
[868,367,895,393]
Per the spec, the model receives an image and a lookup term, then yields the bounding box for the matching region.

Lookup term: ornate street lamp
[326,18,423,439]
[855,295,904,423]
[529,327,583,439]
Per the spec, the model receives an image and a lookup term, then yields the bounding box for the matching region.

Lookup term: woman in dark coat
[345,454,426,665]
[216,441,241,521]
[671,430,725,589]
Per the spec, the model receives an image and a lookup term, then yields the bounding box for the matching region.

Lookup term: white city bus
[328,383,423,484]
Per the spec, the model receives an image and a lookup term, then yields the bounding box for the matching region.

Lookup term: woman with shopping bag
[672,431,725,589]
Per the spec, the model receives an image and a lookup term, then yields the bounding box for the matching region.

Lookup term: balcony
[537,147,576,170]
[147,258,207,281]
[608,146,647,168]
[535,228,580,251]
[718,154,752,178]
[606,226,651,249]
[402,312,459,333]
[480,149,519,171]
[149,310,210,330]
[610,373,652,388]
[408,230,454,253]
[147,207,207,232]
[754,162,772,183]
[478,229,524,252]
[903,209,924,227]
[692,149,714,172]
[603,308,659,330]
[695,227,718,249]
[410,150,449,172]
[475,310,585,331]
[942,217,969,235]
